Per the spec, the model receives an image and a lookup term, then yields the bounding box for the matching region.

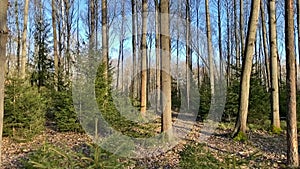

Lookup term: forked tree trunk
[232,0,261,136]
[160,0,172,138]
[285,0,299,166]
[0,0,8,166]
[140,0,148,115]
[269,0,281,130]
[21,0,30,78]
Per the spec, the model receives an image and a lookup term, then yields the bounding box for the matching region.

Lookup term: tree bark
[140,0,148,115]
[232,0,260,136]
[21,0,30,78]
[160,0,172,138]
[155,0,161,113]
[240,0,245,58]
[186,0,192,110]
[285,0,299,166]
[269,0,281,130]
[102,0,108,79]
[0,0,8,166]
[131,0,137,98]
[260,2,270,91]
[234,0,240,69]
[52,0,59,90]
[205,0,215,106]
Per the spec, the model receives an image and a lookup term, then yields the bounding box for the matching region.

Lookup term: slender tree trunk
[234,0,240,69]
[102,0,108,79]
[140,0,148,115]
[218,0,223,76]
[14,0,21,74]
[260,2,270,91]
[285,0,299,166]
[52,0,59,90]
[132,0,137,98]
[160,0,172,138]
[21,0,30,78]
[205,0,215,105]
[155,0,161,113]
[226,0,231,86]
[269,0,281,130]
[232,0,261,136]
[186,0,192,110]
[240,0,245,59]
[0,0,8,166]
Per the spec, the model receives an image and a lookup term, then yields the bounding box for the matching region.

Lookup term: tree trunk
[234,0,240,69]
[102,0,108,79]
[155,0,161,113]
[240,0,245,58]
[132,0,137,98]
[186,0,192,110]
[285,0,299,166]
[14,0,21,74]
[218,0,223,77]
[21,0,30,78]
[232,0,261,136]
[205,0,215,105]
[260,2,270,91]
[226,0,231,86]
[52,0,59,90]
[140,0,148,115]
[160,0,172,138]
[269,0,281,130]
[0,0,8,166]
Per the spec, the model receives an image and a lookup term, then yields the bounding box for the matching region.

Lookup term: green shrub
[233,131,248,142]
[179,143,222,169]
[21,142,132,168]
[47,88,83,132]
[4,77,45,140]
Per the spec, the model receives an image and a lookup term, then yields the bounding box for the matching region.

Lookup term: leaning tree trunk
[269,0,281,130]
[160,0,172,139]
[140,0,148,116]
[0,0,8,166]
[232,0,261,136]
[21,0,30,78]
[285,0,299,166]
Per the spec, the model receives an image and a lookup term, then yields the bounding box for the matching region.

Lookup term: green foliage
[223,71,270,126]
[179,143,222,169]
[233,131,248,142]
[94,63,157,138]
[198,73,211,121]
[4,77,45,140]
[22,142,131,168]
[46,88,83,132]
[271,126,282,135]
[30,16,53,89]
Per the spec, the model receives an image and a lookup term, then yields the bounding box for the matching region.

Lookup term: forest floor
[1,121,288,169]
